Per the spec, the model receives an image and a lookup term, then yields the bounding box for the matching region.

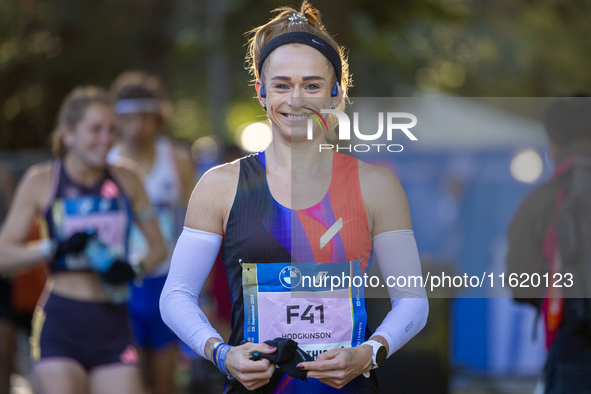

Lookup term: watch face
[376,346,387,367]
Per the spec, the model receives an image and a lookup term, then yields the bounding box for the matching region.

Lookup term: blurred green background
[2,0,591,151]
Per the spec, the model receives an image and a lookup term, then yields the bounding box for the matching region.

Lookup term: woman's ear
[332,82,344,108]
[255,79,266,108]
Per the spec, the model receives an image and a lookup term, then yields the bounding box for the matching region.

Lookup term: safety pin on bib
[239,258,249,270]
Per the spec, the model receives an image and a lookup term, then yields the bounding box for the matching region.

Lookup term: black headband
[257,32,342,83]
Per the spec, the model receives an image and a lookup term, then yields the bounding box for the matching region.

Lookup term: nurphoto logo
[305,108,418,153]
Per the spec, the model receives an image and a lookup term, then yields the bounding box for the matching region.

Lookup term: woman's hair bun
[245,1,351,96]
[300,1,323,27]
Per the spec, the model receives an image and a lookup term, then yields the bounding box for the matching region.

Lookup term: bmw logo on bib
[279,266,302,289]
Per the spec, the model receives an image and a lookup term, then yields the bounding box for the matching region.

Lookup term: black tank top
[42,160,132,273]
[221,152,379,393]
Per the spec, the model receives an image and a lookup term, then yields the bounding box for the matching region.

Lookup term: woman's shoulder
[13,161,54,209]
[185,160,241,234]
[356,158,402,190]
[108,159,145,199]
[355,157,411,231]
[196,160,241,195]
[20,161,53,190]
[110,159,143,185]
[109,157,143,178]
[24,160,54,180]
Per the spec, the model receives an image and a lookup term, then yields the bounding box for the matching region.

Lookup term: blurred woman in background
[0,86,166,394]
[109,71,194,394]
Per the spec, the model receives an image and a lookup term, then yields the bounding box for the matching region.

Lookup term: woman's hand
[296,345,373,389]
[225,342,277,391]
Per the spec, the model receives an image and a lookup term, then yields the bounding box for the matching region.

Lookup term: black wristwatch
[361,340,387,377]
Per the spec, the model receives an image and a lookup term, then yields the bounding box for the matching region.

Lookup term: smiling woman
[160,2,428,393]
[258,44,337,142]
[248,7,351,142]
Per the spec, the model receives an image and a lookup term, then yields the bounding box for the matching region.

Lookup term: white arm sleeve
[370,230,429,357]
[159,227,224,359]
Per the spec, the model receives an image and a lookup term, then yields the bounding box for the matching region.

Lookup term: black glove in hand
[100,260,137,284]
[250,338,313,381]
[55,231,94,258]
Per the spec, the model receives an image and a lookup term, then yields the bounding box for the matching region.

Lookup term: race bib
[52,196,128,270]
[242,260,367,360]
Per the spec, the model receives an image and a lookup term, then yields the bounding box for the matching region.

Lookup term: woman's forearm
[0,240,52,274]
[159,227,223,358]
[141,240,168,273]
[372,230,429,357]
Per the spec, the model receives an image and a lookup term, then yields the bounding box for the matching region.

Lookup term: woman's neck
[265,137,333,182]
[63,154,105,188]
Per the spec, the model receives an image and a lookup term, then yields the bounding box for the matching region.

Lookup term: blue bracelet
[212,342,224,367]
[217,344,232,377]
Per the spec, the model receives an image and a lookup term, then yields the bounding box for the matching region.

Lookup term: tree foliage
[1,0,590,150]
